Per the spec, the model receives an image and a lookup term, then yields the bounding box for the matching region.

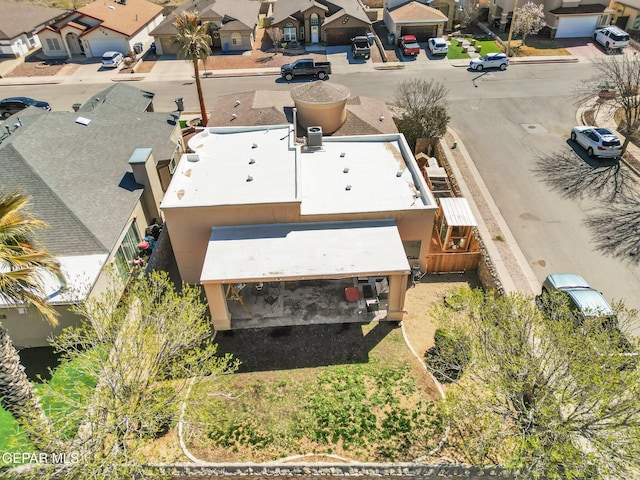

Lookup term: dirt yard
[3,58,79,77]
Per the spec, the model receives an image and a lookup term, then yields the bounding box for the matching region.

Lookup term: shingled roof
[0,83,178,255]
[272,0,370,26]
[0,0,68,40]
[77,0,163,36]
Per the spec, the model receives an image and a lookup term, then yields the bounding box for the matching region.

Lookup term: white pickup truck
[593,26,630,50]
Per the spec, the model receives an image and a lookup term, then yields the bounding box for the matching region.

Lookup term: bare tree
[578,55,640,154]
[394,78,450,152]
[455,0,482,28]
[511,1,546,46]
[266,27,284,52]
[429,287,640,480]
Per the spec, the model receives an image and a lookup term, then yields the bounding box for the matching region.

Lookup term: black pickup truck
[351,36,371,59]
[280,59,332,81]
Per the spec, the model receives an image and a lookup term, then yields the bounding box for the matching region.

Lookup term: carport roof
[200,220,410,283]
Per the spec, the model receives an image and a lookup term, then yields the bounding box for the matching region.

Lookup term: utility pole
[505,0,520,57]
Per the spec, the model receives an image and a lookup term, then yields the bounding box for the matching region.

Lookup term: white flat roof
[440,197,477,227]
[161,126,436,215]
[300,137,431,215]
[200,220,410,283]
[162,125,298,208]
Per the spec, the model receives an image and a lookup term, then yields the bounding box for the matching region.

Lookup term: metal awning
[200,220,411,283]
[440,197,477,227]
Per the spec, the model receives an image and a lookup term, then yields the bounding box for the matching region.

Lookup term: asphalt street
[2,60,640,333]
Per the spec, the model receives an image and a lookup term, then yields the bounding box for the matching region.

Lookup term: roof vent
[307,126,322,148]
[252,143,258,148]
[345,184,352,191]
[343,167,349,173]
[396,170,403,177]
[340,152,346,157]
[234,100,241,107]
[247,175,254,182]
[231,113,237,120]
[249,157,255,164]
[187,154,200,162]
[75,116,91,126]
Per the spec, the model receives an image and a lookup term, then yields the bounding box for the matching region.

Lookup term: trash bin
[133,42,143,54]
[387,32,395,46]
[175,97,184,112]
[366,32,375,46]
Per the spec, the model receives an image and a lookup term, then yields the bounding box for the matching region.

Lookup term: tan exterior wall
[220,31,254,51]
[386,273,408,321]
[1,305,83,349]
[295,100,348,134]
[203,283,230,330]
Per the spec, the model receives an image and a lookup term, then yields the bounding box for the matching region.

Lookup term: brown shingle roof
[0,0,68,40]
[389,1,448,22]
[77,0,163,36]
[291,81,351,103]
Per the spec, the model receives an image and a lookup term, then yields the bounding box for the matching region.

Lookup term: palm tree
[173,11,211,126]
[0,191,62,451]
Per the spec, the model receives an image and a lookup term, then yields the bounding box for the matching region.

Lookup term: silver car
[102,51,123,68]
[571,126,622,159]
[469,52,508,71]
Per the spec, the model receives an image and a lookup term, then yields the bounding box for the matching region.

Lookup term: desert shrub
[425,328,472,383]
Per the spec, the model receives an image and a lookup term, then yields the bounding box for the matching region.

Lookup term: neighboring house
[268,0,372,46]
[0,0,68,58]
[383,0,448,41]
[605,0,639,31]
[208,86,398,135]
[161,124,438,331]
[37,0,163,59]
[150,0,261,55]
[0,83,183,348]
[488,0,615,37]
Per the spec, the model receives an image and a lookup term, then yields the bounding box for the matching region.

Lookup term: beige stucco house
[0,84,183,348]
[161,124,438,331]
[607,0,640,31]
[383,0,448,41]
[37,0,163,59]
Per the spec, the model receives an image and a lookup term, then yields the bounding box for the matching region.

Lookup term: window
[310,13,319,26]
[231,32,242,45]
[46,38,61,50]
[300,26,304,39]
[114,220,141,280]
[634,16,640,29]
[284,22,296,41]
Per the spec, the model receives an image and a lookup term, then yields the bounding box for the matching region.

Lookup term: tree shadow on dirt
[584,199,640,263]
[214,322,398,373]
[532,148,638,203]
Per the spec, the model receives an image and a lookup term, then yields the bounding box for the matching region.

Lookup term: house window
[231,32,242,45]
[310,13,319,26]
[300,26,305,39]
[284,22,296,41]
[114,220,141,280]
[599,14,610,26]
[634,16,640,29]
[46,38,61,50]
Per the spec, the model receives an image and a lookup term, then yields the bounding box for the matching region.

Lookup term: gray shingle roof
[272,0,369,26]
[0,0,68,41]
[0,84,179,255]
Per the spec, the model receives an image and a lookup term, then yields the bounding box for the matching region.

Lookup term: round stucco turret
[290,82,351,134]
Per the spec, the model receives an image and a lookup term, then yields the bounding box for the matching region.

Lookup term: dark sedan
[0,97,51,119]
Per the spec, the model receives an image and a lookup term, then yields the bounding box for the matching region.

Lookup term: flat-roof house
[150,0,261,55]
[0,83,183,347]
[161,125,437,331]
[0,0,68,58]
[37,0,163,59]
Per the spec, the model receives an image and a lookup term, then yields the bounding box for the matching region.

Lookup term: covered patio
[200,220,411,330]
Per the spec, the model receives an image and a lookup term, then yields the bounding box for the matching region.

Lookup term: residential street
[2,58,640,333]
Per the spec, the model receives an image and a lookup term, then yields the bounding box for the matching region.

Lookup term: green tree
[0,191,62,452]
[173,11,211,126]
[34,270,238,479]
[430,287,640,480]
[394,78,450,152]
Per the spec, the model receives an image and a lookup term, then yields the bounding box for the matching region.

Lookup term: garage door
[555,16,598,38]
[324,27,369,46]
[400,25,438,42]
[87,39,129,58]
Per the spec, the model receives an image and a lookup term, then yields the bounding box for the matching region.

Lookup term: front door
[311,26,319,43]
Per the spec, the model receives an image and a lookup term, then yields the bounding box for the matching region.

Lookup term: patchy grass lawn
[447,38,503,59]
[503,38,571,56]
[183,324,444,463]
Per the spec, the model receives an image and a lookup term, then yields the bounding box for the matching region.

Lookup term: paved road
[3,59,640,332]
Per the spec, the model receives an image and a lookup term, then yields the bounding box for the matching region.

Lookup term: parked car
[537,273,636,364]
[571,126,622,159]
[469,52,509,71]
[280,59,332,81]
[101,51,124,68]
[593,26,630,50]
[351,35,371,59]
[0,97,51,119]
[428,37,448,56]
[398,35,420,57]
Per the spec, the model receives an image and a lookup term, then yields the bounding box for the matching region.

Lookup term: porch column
[386,273,408,321]
[203,283,231,330]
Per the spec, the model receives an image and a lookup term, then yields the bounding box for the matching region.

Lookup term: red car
[398,35,420,57]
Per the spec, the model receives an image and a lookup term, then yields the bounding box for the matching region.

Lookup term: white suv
[593,26,630,50]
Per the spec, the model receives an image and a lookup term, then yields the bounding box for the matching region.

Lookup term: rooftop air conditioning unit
[307,126,323,148]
